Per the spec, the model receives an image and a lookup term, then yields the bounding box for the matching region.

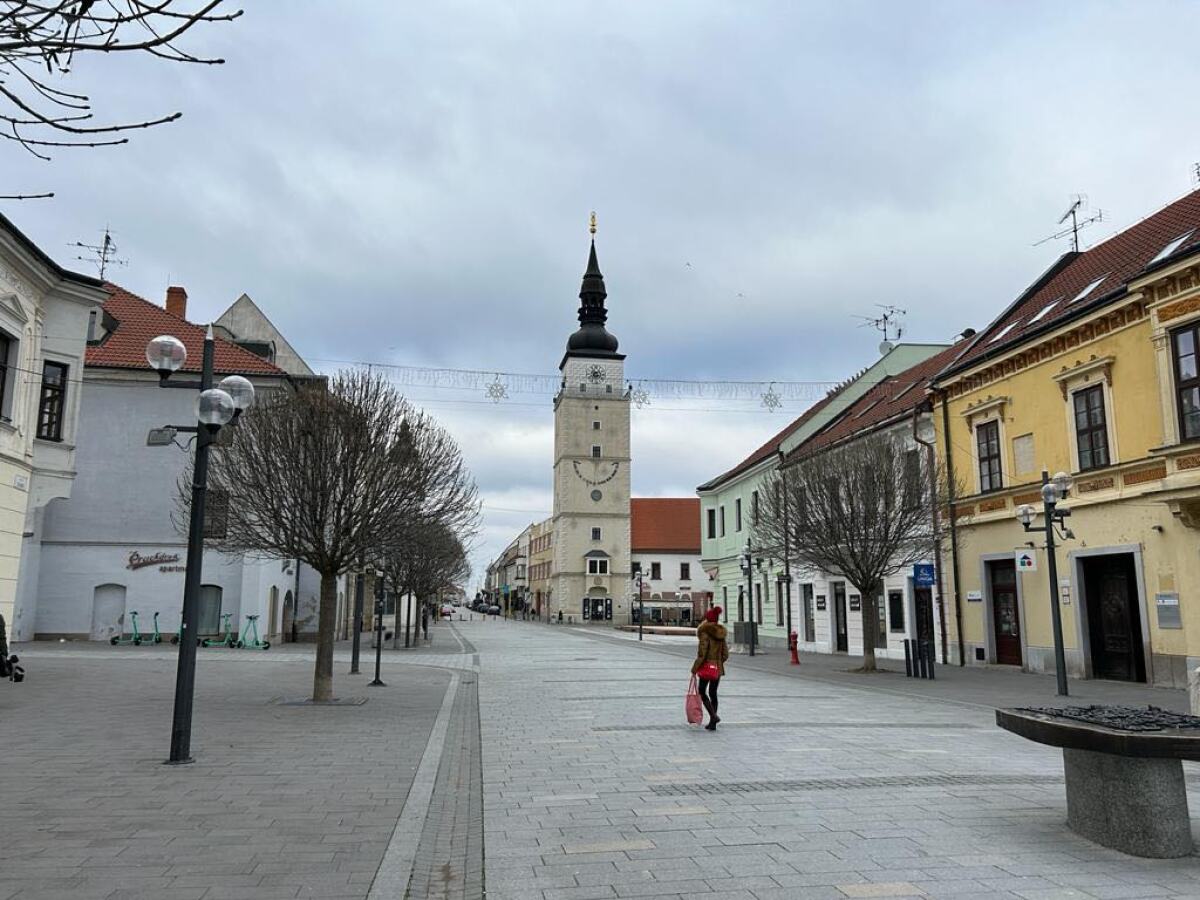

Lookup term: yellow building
[933,189,1200,687]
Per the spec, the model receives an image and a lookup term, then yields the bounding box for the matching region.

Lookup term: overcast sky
[4,1,1200,585]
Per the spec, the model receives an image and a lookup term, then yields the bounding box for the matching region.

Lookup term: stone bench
[996,705,1200,858]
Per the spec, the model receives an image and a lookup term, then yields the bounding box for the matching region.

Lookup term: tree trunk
[859,582,880,672]
[313,571,338,702]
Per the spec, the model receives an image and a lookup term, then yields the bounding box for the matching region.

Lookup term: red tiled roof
[946,189,1200,374]
[87,284,285,376]
[631,498,700,552]
[793,340,969,458]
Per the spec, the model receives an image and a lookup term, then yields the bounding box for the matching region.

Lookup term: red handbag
[697,661,720,680]
[685,675,703,725]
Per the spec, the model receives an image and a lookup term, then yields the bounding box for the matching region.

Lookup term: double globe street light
[146,328,255,764]
[1015,470,1073,697]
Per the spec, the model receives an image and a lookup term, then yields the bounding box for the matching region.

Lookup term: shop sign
[126,551,182,572]
[913,563,935,587]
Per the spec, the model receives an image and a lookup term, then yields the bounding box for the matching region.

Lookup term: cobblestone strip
[405,673,484,899]
[368,671,461,900]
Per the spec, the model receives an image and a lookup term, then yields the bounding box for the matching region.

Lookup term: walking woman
[691,606,728,730]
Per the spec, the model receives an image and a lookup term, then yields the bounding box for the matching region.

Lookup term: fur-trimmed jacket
[691,620,729,677]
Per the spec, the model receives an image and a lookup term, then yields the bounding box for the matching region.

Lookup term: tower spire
[562,212,621,364]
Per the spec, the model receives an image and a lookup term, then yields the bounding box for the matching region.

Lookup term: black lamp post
[740,540,762,657]
[1016,470,1074,697]
[146,329,255,764]
[369,574,386,687]
[632,566,646,640]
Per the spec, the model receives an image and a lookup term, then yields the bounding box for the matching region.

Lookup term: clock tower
[550,222,631,624]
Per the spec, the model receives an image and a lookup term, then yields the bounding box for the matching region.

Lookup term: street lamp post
[1016,470,1074,697]
[633,567,645,640]
[780,470,797,665]
[369,574,386,687]
[146,329,255,764]
[740,540,760,657]
[350,562,364,675]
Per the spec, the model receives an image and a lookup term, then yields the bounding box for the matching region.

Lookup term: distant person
[691,606,728,731]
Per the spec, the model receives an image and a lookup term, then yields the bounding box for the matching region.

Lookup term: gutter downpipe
[937,388,965,666]
[912,405,947,664]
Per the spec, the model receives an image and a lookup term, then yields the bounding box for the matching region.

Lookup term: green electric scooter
[198,613,237,648]
[235,614,270,650]
[143,611,164,644]
[110,610,145,645]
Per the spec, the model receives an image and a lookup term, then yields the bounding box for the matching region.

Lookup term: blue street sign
[913,564,935,587]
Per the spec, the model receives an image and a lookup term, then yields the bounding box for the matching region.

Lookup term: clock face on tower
[586,364,608,383]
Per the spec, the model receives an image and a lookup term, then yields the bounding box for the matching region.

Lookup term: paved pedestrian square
[471,621,1200,900]
[4,619,1200,899]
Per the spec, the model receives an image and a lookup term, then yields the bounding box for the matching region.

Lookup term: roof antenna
[1034,195,1105,253]
[854,304,906,355]
[1191,162,1200,188]
[71,226,127,279]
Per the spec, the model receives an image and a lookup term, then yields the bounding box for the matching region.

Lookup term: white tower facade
[550,236,631,623]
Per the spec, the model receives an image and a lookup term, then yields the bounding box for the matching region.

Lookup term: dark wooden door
[989,561,1021,665]
[1084,555,1145,682]
[833,582,848,652]
[914,587,934,642]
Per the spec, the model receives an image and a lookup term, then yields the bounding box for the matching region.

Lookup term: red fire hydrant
[788,630,800,665]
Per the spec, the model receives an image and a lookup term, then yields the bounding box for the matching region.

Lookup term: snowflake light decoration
[760,383,783,412]
[485,376,508,403]
[631,387,651,409]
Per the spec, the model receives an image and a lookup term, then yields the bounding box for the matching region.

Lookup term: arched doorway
[282,590,295,642]
[90,584,126,641]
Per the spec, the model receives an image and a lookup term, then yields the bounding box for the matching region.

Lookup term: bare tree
[756,433,949,672]
[1,1,241,195]
[381,524,470,648]
[201,369,478,701]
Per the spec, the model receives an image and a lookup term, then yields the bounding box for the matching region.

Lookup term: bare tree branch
[0,0,240,164]
[192,370,480,701]
[756,433,963,672]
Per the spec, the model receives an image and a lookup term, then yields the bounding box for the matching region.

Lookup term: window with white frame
[591,444,601,458]
[587,558,609,575]
[650,562,661,580]
[976,419,1002,492]
[591,527,601,541]
[1072,384,1110,471]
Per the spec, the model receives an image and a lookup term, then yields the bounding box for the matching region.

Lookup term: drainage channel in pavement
[405,673,485,900]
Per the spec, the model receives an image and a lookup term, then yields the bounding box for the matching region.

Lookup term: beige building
[550,238,631,623]
[0,214,107,642]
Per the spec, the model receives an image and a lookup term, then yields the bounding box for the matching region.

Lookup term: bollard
[903,639,914,677]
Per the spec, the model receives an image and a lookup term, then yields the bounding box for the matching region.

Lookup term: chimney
[165,285,188,320]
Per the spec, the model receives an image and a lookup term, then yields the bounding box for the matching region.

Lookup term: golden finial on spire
[589,211,597,236]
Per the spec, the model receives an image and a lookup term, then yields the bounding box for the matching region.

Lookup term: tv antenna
[71,226,127,279]
[1034,195,1105,252]
[1191,162,1200,188]
[854,304,906,354]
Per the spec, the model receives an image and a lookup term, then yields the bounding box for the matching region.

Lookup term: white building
[0,214,108,642]
[31,284,324,643]
[630,498,708,625]
[550,237,631,624]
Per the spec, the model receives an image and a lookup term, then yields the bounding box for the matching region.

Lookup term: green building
[696,344,949,649]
